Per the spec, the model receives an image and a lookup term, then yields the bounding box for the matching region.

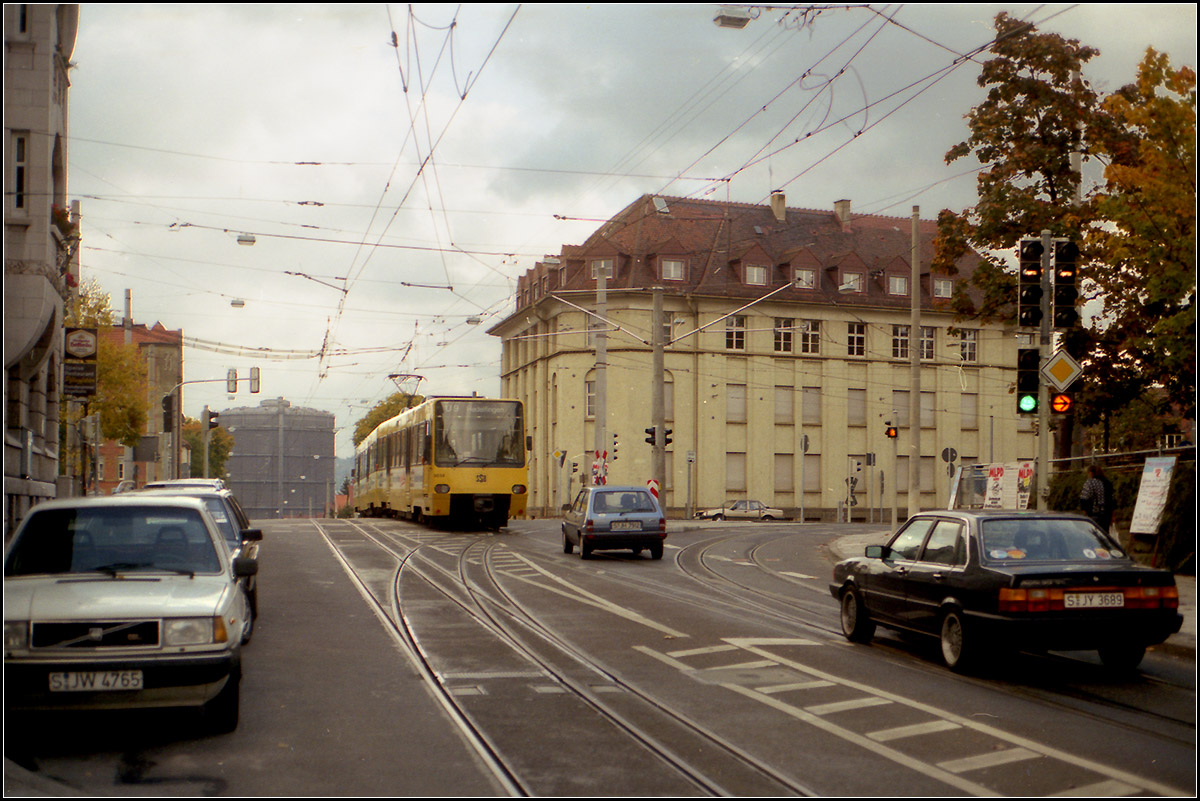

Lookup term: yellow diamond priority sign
[1041,349,1082,392]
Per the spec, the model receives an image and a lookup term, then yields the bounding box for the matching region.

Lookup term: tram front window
[434,401,525,468]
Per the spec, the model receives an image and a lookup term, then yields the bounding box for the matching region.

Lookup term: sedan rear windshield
[980,518,1126,563]
[5,506,220,577]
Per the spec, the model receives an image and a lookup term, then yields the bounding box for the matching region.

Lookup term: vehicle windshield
[592,491,657,514]
[980,518,1126,563]
[434,400,525,467]
[5,506,221,577]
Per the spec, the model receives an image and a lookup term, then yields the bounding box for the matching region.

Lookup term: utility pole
[593,266,608,483]
[907,206,921,519]
[651,287,666,492]
[1037,228,1053,509]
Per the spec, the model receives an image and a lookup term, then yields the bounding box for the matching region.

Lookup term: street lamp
[713,5,753,28]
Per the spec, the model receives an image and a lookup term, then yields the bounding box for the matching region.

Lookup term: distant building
[94,321,184,494]
[490,193,1035,520]
[4,5,80,536]
[222,398,336,520]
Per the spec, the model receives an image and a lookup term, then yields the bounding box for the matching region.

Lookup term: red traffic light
[884,425,898,439]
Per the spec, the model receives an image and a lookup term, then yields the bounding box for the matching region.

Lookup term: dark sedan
[830,510,1182,672]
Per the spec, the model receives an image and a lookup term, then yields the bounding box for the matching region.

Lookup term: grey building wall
[222,397,335,520]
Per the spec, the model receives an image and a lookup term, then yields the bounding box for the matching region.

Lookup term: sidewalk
[827,528,1196,659]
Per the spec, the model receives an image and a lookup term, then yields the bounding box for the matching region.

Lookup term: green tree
[932,12,1102,321]
[352,392,424,446]
[1085,48,1196,418]
[61,278,149,450]
[181,417,235,479]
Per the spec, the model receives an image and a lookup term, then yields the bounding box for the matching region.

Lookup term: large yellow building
[490,194,1035,520]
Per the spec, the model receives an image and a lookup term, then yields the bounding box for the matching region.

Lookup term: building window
[959,329,978,363]
[11,133,28,211]
[934,278,954,298]
[892,325,910,359]
[774,386,794,424]
[773,318,793,353]
[726,452,747,492]
[921,326,935,361]
[726,315,746,350]
[800,320,820,355]
[889,275,909,296]
[727,384,747,423]
[590,258,614,280]
[585,380,595,418]
[793,268,815,289]
[661,258,685,281]
[847,322,866,357]
[847,388,867,426]
[841,272,863,292]
[745,264,768,286]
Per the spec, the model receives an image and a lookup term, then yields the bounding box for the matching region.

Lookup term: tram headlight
[435,484,450,494]
[512,484,527,495]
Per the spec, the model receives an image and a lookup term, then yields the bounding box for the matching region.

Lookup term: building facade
[490,194,1036,520]
[222,398,336,520]
[4,4,80,536]
[93,321,185,494]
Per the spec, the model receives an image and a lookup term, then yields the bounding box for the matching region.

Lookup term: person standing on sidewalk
[1079,464,1114,533]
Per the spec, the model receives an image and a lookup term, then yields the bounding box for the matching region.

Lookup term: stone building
[489,194,1035,520]
[4,4,80,535]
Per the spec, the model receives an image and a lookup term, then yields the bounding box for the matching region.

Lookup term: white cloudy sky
[66,3,1196,462]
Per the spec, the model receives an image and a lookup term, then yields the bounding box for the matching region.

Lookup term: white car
[4,495,256,733]
[695,499,786,521]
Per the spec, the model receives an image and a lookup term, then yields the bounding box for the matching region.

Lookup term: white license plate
[49,670,144,692]
[1064,592,1124,609]
[610,521,643,531]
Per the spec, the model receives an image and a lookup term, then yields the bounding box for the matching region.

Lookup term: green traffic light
[1018,394,1038,413]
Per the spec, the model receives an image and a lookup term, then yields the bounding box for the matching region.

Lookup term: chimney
[834,199,851,228]
[770,191,786,223]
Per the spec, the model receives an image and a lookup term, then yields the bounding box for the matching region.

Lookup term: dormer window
[793,268,815,289]
[889,275,909,296]
[841,272,863,292]
[745,264,768,286]
[660,258,685,281]
[934,278,954,298]
[590,258,614,280]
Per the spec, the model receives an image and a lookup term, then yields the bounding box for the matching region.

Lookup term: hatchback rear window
[592,491,657,513]
[980,518,1126,563]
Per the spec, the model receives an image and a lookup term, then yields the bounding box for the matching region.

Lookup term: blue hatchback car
[562,485,666,559]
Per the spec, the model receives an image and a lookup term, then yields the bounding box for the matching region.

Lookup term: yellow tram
[353,396,529,528]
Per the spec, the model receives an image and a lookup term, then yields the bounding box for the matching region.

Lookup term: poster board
[1129,456,1177,535]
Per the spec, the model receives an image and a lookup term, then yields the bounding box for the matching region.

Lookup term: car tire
[713,514,724,521]
[579,540,591,559]
[1098,643,1146,673]
[840,587,875,644]
[649,543,664,560]
[761,515,774,521]
[939,609,976,672]
[204,672,241,734]
[562,528,573,554]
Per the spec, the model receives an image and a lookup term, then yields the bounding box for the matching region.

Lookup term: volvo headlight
[164,617,227,646]
[4,620,28,651]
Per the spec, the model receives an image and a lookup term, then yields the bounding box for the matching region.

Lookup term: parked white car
[4,495,256,733]
[695,499,786,521]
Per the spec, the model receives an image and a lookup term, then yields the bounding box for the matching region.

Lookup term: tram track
[316,518,1193,797]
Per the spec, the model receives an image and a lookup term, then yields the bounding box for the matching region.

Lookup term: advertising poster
[1129,456,1177,535]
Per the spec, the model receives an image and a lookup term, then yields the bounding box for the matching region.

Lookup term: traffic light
[161,394,175,431]
[1017,239,1044,328]
[1050,392,1073,414]
[207,409,220,429]
[644,426,656,445]
[611,432,619,461]
[227,368,238,393]
[249,366,261,394]
[884,424,898,439]
[1053,242,1079,329]
[663,428,673,446]
[1016,348,1041,414]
